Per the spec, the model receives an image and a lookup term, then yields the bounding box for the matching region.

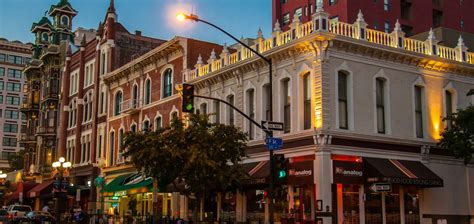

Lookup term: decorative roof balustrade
[185,7,473,82]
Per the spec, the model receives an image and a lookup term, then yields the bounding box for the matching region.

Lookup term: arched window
[375,78,386,134]
[132,84,138,108]
[143,120,150,132]
[303,73,311,130]
[337,71,349,129]
[145,79,151,104]
[41,32,48,42]
[109,131,115,167]
[61,15,69,26]
[114,91,122,116]
[131,124,137,133]
[162,68,173,98]
[199,103,207,115]
[171,111,178,120]
[155,116,162,131]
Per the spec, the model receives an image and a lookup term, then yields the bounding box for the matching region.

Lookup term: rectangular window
[338,72,348,129]
[5,110,19,119]
[283,79,291,133]
[0,95,3,104]
[4,123,18,133]
[0,67,4,76]
[247,89,255,139]
[0,81,3,90]
[3,137,17,147]
[432,10,443,28]
[445,90,453,129]
[283,13,290,25]
[6,82,21,92]
[264,85,271,121]
[384,0,390,11]
[376,78,385,134]
[281,0,288,4]
[0,54,5,62]
[295,8,302,20]
[329,0,338,6]
[384,21,390,33]
[227,95,235,125]
[214,101,220,123]
[101,52,106,75]
[7,55,22,64]
[414,86,424,138]
[6,96,20,105]
[7,69,22,79]
[303,74,311,130]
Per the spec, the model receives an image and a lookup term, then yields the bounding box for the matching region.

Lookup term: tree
[123,114,249,220]
[438,90,474,164]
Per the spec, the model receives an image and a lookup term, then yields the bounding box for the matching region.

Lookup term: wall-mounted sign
[287,161,314,185]
[333,160,364,184]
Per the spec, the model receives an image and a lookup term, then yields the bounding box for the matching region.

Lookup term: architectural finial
[394,19,401,31]
[428,28,436,40]
[222,43,229,54]
[457,35,465,47]
[257,27,263,39]
[273,20,281,32]
[356,10,365,22]
[107,0,116,13]
[316,0,324,12]
[210,49,216,60]
[197,54,203,65]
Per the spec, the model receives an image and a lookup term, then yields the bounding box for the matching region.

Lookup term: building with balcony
[185,6,474,224]
[53,0,165,213]
[272,0,474,49]
[0,39,31,169]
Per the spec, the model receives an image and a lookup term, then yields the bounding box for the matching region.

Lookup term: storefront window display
[364,187,382,224]
[385,185,400,224]
[404,187,420,224]
[342,184,360,224]
[274,186,289,221]
[221,192,236,221]
[246,189,265,222]
[291,185,312,221]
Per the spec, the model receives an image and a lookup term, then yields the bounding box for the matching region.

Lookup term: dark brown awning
[364,157,443,188]
[241,161,269,187]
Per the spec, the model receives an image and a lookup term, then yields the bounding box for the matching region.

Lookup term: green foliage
[438,104,474,164]
[123,114,249,196]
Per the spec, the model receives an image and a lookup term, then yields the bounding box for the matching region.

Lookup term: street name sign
[265,137,283,150]
[261,121,284,131]
[370,183,391,192]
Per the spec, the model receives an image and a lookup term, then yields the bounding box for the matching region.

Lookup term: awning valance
[27,180,54,198]
[102,173,153,196]
[364,157,443,188]
[241,161,269,186]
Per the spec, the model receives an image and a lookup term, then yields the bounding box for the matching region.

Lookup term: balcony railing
[20,134,36,142]
[36,126,56,135]
[184,7,473,82]
[120,99,141,114]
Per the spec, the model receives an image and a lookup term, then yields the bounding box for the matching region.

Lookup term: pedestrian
[42,204,50,212]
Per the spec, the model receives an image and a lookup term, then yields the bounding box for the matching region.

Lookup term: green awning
[102,173,153,194]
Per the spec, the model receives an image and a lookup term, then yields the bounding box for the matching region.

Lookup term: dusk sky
[0,0,272,46]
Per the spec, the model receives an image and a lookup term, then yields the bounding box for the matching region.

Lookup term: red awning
[27,180,54,198]
[11,182,37,200]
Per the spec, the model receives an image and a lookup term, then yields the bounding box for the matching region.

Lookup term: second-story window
[445,90,453,129]
[214,101,220,123]
[145,79,151,105]
[338,71,349,129]
[143,120,150,132]
[414,86,424,138]
[109,131,115,167]
[263,84,271,121]
[227,94,235,125]
[303,73,311,130]
[376,78,386,134]
[162,68,173,98]
[282,78,291,133]
[114,91,122,116]
[155,116,162,131]
[100,51,106,75]
[132,84,138,108]
[247,89,255,139]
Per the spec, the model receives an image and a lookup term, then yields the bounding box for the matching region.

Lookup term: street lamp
[52,157,71,222]
[0,171,7,179]
[176,12,277,224]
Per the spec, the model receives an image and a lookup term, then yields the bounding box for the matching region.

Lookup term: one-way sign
[261,121,284,131]
[370,183,391,192]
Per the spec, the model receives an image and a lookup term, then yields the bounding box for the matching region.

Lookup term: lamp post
[177,13,276,224]
[52,157,71,223]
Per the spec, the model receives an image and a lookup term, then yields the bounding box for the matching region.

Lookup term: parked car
[7,205,32,224]
[24,211,55,224]
[0,209,10,224]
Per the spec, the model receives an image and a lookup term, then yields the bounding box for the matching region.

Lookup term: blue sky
[0,0,272,45]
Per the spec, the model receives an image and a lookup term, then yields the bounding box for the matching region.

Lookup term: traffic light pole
[184,14,276,224]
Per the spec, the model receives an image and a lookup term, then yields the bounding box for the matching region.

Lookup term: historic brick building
[55,0,165,211]
[272,0,474,36]
[101,36,223,218]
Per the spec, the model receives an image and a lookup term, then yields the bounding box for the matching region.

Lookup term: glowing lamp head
[52,161,61,168]
[59,157,65,163]
[62,162,72,168]
[176,13,186,21]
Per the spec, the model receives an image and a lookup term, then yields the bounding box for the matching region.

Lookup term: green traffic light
[185,103,193,111]
[278,170,286,179]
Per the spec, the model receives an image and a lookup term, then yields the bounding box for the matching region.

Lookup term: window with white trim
[282,78,291,133]
[114,91,122,116]
[376,78,386,134]
[444,90,454,130]
[162,68,173,98]
[155,116,162,131]
[247,89,255,139]
[226,95,235,125]
[145,79,151,105]
[303,73,311,130]
[338,71,349,129]
[414,85,424,138]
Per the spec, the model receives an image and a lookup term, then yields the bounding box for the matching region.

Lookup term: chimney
[135,30,142,36]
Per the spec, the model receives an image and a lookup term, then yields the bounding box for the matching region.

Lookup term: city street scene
[0,0,474,223]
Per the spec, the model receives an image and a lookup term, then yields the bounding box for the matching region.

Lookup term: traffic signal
[274,154,289,185]
[182,83,195,113]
